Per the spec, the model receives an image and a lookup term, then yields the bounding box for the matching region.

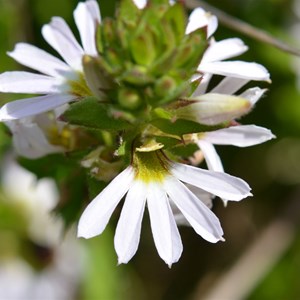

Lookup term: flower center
[133,151,170,183]
[48,125,74,150]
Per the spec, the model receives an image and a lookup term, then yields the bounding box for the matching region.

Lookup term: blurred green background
[1,0,300,299]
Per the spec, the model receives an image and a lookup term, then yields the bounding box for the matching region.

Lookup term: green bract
[61,0,251,187]
[63,1,208,151]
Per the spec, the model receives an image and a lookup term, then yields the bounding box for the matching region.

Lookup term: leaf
[155,136,181,148]
[151,118,222,136]
[62,97,132,131]
[168,143,199,158]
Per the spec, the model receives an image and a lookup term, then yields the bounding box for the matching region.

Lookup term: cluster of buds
[0,0,274,266]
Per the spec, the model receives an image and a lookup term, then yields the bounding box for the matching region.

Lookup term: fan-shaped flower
[78,150,252,266]
[4,105,70,159]
[0,0,100,121]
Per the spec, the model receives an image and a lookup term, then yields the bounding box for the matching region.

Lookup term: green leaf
[151,118,222,136]
[155,136,181,148]
[62,97,132,131]
[168,143,199,158]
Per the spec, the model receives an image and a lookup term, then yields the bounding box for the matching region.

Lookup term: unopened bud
[175,93,251,125]
[118,88,142,110]
[82,55,114,100]
[155,76,177,98]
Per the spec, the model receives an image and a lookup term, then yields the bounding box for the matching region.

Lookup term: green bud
[102,18,117,49]
[163,3,187,44]
[120,66,154,85]
[130,29,156,66]
[154,76,177,97]
[118,87,142,110]
[117,0,141,25]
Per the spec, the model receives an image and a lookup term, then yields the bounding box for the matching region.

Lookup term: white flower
[188,73,275,175]
[196,38,271,85]
[5,106,68,159]
[1,157,61,245]
[0,0,100,121]
[185,7,218,38]
[0,158,82,300]
[195,125,275,173]
[78,151,251,266]
[189,125,275,207]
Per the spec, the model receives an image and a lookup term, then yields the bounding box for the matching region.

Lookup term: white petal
[78,167,135,239]
[186,185,213,209]
[6,120,63,159]
[7,43,71,78]
[42,17,84,70]
[172,162,252,201]
[199,61,271,81]
[239,87,267,105]
[203,125,275,147]
[0,72,65,94]
[211,77,249,94]
[132,0,147,9]
[114,181,146,264]
[170,200,190,226]
[164,178,223,243]
[186,7,218,37]
[0,94,75,121]
[147,182,183,266]
[197,140,224,172]
[74,0,101,56]
[202,38,248,63]
[172,185,213,226]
